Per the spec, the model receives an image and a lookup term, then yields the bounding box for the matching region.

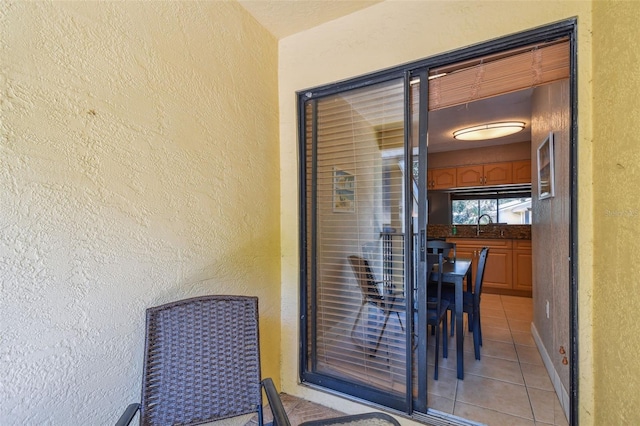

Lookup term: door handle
[420,230,425,261]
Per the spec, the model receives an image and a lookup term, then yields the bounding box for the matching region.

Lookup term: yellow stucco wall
[592,1,640,424]
[279,1,594,423]
[0,1,280,424]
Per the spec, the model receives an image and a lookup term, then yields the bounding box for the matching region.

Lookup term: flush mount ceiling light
[453,121,525,141]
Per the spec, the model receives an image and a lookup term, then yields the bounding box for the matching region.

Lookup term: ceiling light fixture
[453,121,525,141]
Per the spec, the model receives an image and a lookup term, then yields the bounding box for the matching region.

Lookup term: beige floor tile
[528,387,563,425]
[483,306,507,319]
[553,397,570,426]
[508,318,533,333]
[454,402,535,426]
[481,299,504,311]
[426,363,458,400]
[504,309,533,322]
[456,375,533,419]
[503,301,533,311]
[501,295,532,307]
[463,352,525,385]
[482,293,503,303]
[516,344,544,366]
[428,393,455,414]
[511,330,536,347]
[477,339,518,361]
[483,315,510,330]
[521,364,554,391]
[482,325,516,343]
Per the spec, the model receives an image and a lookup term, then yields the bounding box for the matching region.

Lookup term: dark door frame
[298,17,579,425]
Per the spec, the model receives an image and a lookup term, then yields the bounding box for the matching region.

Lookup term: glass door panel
[301,77,410,410]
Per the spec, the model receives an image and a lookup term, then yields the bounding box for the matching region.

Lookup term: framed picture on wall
[537,132,555,200]
[332,167,355,212]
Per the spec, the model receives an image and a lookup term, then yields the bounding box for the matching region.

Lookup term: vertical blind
[304,78,409,397]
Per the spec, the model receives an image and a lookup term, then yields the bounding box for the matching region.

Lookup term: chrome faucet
[476,213,493,236]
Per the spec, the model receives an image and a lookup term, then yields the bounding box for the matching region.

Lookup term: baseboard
[530,322,570,422]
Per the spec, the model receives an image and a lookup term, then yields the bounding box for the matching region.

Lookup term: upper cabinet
[457,162,513,187]
[512,159,532,184]
[428,167,457,189]
[431,160,528,190]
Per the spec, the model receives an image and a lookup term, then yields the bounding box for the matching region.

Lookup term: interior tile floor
[251,294,568,426]
[427,294,568,425]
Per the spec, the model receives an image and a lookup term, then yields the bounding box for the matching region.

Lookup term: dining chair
[348,255,404,354]
[426,253,450,380]
[426,240,457,335]
[444,246,490,360]
[426,240,456,262]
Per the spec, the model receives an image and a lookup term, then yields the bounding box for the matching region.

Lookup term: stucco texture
[592,1,640,424]
[0,1,280,424]
[278,1,594,423]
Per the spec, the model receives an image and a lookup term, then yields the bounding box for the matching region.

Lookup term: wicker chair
[348,255,405,353]
[116,295,290,426]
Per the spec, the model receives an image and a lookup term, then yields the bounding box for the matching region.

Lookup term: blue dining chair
[426,253,450,380]
[443,246,490,360]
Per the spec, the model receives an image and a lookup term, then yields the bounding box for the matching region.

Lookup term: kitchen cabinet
[513,240,532,292]
[456,162,513,187]
[512,160,532,184]
[447,237,531,296]
[428,167,456,189]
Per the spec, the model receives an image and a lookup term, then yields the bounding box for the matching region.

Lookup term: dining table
[429,257,473,380]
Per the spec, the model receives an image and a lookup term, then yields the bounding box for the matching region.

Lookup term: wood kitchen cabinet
[428,167,456,189]
[512,160,532,184]
[456,162,513,187]
[448,238,513,291]
[513,240,532,292]
[447,237,531,296]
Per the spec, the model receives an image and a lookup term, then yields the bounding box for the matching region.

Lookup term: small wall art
[332,167,355,213]
[537,132,555,200]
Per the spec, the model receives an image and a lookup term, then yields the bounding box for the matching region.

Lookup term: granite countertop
[427,224,531,240]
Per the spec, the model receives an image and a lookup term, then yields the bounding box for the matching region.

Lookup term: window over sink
[452,196,532,224]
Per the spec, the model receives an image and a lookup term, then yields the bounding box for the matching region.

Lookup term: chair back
[474,247,490,303]
[348,255,383,301]
[426,253,444,310]
[140,296,262,426]
[426,240,456,262]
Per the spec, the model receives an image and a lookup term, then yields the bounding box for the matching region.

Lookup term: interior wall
[0,2,280,424]
[428,141,531,168]
[530,79,571,416]
[279,1,594,422]
[592,2,640,424]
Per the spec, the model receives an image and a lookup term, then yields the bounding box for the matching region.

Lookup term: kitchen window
[452,196,532,224]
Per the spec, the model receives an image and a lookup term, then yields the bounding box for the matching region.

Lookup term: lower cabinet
[447,237,532,296]
[513,240,532,292]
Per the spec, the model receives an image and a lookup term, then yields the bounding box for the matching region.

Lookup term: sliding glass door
[299,23,576,420]
[299,74,426,412]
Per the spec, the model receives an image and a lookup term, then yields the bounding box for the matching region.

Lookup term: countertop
[427,224,531,240]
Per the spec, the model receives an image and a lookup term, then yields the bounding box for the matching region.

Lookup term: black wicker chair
[348,255,405,353]
[116,295,290,426]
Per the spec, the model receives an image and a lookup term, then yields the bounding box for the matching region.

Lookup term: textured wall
[279,0,594,422]
[530,80,571,413]
[592,2,640,424]
[0,1,279,424]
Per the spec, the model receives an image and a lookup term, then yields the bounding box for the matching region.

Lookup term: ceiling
[238,0,533,153]
[428,89,532,153]
[237,0,383,39]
